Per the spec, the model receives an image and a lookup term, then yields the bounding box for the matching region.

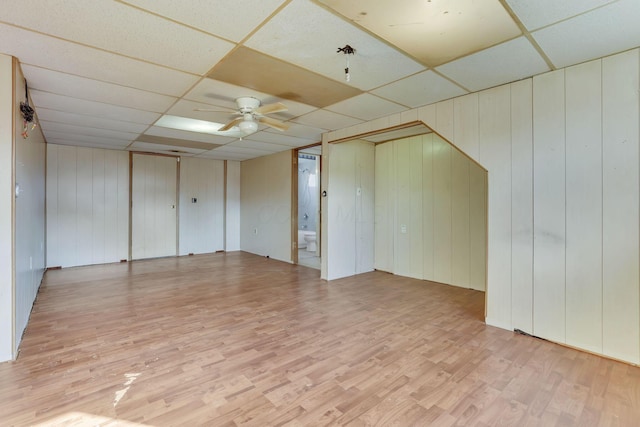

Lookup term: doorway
[294,145,321,269]
[131,153,178,260]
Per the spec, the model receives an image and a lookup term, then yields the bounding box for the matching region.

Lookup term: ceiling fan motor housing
[236,96,261,113]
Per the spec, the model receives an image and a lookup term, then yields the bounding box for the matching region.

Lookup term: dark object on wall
[20,80,34,123]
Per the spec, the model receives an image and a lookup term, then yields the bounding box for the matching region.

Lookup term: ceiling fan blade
[218,117,243,131]
[258,116,289,132]
[254,102,287,116]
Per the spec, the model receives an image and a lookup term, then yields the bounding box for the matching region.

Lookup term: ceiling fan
[196,96,289,135]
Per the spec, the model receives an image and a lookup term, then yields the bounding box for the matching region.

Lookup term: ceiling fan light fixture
[239,119,258,134]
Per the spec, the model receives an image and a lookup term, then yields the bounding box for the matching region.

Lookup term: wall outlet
[400,224,407,234]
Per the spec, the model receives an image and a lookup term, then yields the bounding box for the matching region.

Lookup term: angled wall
[323,48,640,364]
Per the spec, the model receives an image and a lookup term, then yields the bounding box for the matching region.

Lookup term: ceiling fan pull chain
[337,44,355,82]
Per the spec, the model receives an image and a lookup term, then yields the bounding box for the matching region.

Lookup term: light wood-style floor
[1,252,639,426]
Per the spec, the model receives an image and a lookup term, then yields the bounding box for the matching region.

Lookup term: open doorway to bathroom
[293,144,321,270]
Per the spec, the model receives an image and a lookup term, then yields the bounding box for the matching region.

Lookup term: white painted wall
[14,62,46,353]
[322,48,640,364]
[324,139,375,280]
[0,55,47,362]
[47,145,129,268]
[0,54,14,361]
[47,148,233,266]
[240,151,292,262]
[225,160,241,251]
[179,157,224,255]
[374,133,486,291]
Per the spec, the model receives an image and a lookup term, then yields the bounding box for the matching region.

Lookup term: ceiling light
[238,120,258,134]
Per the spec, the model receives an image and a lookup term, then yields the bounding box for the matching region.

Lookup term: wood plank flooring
[1,252,639,426]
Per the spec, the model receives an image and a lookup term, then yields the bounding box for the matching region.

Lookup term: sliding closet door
[132,154,178,260]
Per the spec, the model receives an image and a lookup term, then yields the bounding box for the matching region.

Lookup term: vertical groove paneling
[46,146,59,267]
[451,149,470,288]
[436,99,455,142]
[355,143,375,274]
[92,149,105,264]
[565,60,603,353]
[58,146,77,267]
[510,79,534,333]
[422,134,435,280]
[132,154,177,260]
[225,160,241,252]
[432,136,452,284]
[103,151,118,261]
[453,93,480,162]
[374,142,393,272]
[393,140,410,276]
[409,137,424,279]
[602,49,640,363]
[533,69,566,342]
[479,85,512,329]
[469,163,486,291]
[179,157,225,256]
[117,152,129,259]
[76,148,93,267]
[46,146,128,267]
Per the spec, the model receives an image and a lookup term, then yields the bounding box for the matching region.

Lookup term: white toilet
[303,232,317,252]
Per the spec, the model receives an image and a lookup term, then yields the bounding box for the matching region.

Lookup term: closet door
[132,154,178,260]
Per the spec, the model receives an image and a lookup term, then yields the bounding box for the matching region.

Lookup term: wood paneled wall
[374,134,486,291]
[225,160,241,251]
[14,60,46,356]
[46,145,129,268]
[179,157,224,255]
[240,150,292,263]
[0,54,13,361]
[323,48,640,364]
[325,140,375,280]
[47,147,233,268]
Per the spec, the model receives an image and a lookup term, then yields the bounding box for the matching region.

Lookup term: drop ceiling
[1,0,638,161]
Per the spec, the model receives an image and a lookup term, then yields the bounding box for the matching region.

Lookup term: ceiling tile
[120,0,287,42]
[135,134,221,151]
[30,91,161,124]
[22,65,177,112]
[209,144,274,158]
[532,0,640,69]
[39,121,138,142]
[264,122,327,141]
[371,71,467,108]
[326,94,407,121]
[291,109,364,130]
[208,47,363,108]
[319,0,522,67]
[44,132,132,149]
[230,140,290,152]
[245,0,425,90]
[245,131,316,147]
[36,109,149,134]
[184,78,318,119]
[2,0,234,75]
[46,138,130,151]
[436,37,549,92]
[165,99,237,124]
[144,126,237,145]
[129,141,206,156]
[506,0,617,30]
[196,150,250,161]
[0,24,198,96]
